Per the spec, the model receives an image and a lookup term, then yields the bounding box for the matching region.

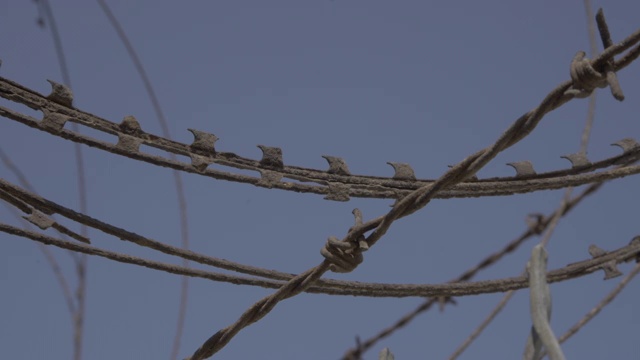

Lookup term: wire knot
[321,236,364,273]
[569,51,608,97]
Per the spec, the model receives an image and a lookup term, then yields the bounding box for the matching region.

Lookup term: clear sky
[1,1,639,359]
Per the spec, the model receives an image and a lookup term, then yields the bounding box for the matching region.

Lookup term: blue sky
[1,1,639,359]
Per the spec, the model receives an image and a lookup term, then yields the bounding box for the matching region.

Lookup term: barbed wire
[5,180,640,297]
[182,10,640,358]
[1,69,640,203]
[2,177,638,299]
[341,177,607,359]
[2,6,640,359]
[1,91,639,202]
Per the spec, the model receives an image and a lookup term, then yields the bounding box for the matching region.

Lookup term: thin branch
[449,195,571,360]
[558,262,640,343]
[536,261,640,359]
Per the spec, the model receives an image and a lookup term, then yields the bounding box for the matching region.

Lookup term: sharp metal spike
[46,79,73,107]
[611,138,640,153]
[120,115,142,135]
[588,245,622,280]
[116,134,142,152]
[190,154,212,172]
[561,152,591,168]
[324,182,350,202]
[387,162,416,181]
[23,210,91,244]
[322,155,351,175]
[594,10,625,101]
[506,161,536,177]
[348,208,368,249]
[40,112,69,133]
[188,129,218,155]
[570,51,607,92]
[257,145,283,169]
[437,297,457,312]
[352,208,363,227]
[23,210,54,230]
[258,170,282,189]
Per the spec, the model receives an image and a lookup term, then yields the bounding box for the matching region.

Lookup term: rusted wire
[2,205,640,300]
[1,77,639,202]
[2,6,640,359]
[185,18,640,358]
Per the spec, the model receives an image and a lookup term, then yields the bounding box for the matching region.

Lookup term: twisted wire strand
[186,24,640,358]
[454,9,626,359]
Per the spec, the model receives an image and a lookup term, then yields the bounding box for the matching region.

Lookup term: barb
[0,146,79,315]
[0,201,76,315]
[581,0,598,149]
[595,9,625,100]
